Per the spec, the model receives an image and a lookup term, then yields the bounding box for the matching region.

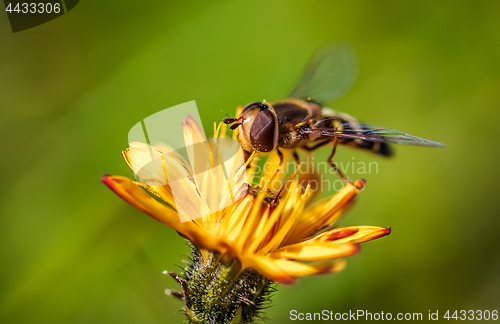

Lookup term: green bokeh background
[1,1,499,323]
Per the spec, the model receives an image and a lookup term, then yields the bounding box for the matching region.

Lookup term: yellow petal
[272,242,359,261]
[328,226,391,244]
[243,256,348,283]
[122,142,164,174]
[258,184,306,255]
[243,255,295,284]
[162,155,203,223]
[122,141,189,206]
[239,204,270,252]
[287,181,362,243]
[101,175,217,250]
[274,259,347,277]
[182,115,212,171]
[273,259,325,277]
[182,115,208,145]
[218,194,254,241]
[247,189,288,254]
[122,142,168,186]
[305,227,360,242]
[135,182,176,209]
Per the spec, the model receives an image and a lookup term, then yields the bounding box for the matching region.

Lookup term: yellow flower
[102,116,390,284]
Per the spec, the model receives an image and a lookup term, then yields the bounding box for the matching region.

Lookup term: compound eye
[242,101,269,114]
[249,109,277,152]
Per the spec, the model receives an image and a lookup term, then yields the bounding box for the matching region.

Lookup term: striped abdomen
[323,109,393,157]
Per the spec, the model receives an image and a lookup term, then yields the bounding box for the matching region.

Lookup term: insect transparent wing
[287,44,357,103]
[302,123,445,147]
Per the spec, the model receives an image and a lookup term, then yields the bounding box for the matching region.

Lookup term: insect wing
[288,44,357,103]
[302,123,445,147]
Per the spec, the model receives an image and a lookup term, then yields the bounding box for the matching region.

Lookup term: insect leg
[302,139,332,151]
[274,151,302,202]
[326,138,358,188]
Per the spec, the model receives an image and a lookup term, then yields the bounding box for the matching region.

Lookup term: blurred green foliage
[1,1,499,323]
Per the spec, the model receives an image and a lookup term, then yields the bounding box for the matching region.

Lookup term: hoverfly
[223,44,444,189]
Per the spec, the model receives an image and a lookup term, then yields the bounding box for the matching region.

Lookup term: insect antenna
[221,111,242,130]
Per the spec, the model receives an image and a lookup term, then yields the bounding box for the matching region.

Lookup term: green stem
[171,245,276,324]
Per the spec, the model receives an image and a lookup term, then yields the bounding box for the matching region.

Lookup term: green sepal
[167,244,276,324]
